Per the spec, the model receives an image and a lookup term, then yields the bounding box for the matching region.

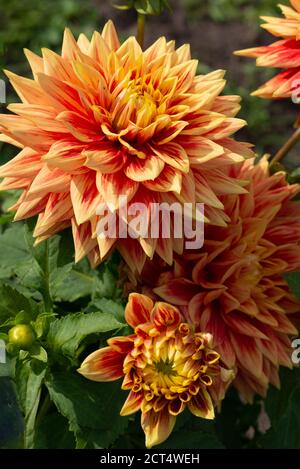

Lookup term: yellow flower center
[123,322,220,412]
[154,358,177,376]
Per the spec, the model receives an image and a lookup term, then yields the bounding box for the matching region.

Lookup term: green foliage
[15,358,47,448]
[113,0,170,15]
[258,369,300,449]
[184,0,280,23]
[47,312,125,362]
[0,377,23,448]
[0,222,127,449]
[45,372,129,448]
[284,272,300,300]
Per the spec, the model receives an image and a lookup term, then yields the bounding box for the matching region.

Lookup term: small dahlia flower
[78,293,233,448]
[235,1,300,99]
[136,158,300,402]
[0,21,251,272]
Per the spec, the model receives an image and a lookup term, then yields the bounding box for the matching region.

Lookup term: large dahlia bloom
[0,21,252,272]
[78,293,233,448]
[134,158,300,402]
[235,1,300,99]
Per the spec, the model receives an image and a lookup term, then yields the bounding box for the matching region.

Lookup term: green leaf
[51,268,97,302]
[53,260,119,303]
[158,413,224,449]
[0,283,39,326]
[47,311,124,361]
[15,358,47,448]
[34,412,75,449]
[86,298,125,323]
[0,223,33,279]
[259,369,300,449]
[284,272,300,299]
[28,345,48,363]
[0,377,24,449]
[45,371,129,448]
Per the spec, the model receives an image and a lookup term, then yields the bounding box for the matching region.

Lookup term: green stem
[137,12,145,48]
[35,393,51,429]
[270,127,300,168]
[43,239,53,312]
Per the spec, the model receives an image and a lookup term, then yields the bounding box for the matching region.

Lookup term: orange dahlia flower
[136,158,300,402]
[78,293,233,448]
[0,21,252,272]
[235,1,300,99]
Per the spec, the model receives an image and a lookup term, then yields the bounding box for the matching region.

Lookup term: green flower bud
[8,325,36,350]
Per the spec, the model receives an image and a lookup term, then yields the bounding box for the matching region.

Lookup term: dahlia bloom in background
[0,21,253,273]
[132,158,300,402]
[235,0,300,100]
[78,293,234,448]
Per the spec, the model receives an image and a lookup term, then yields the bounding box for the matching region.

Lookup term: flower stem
[137,12,145,48]
[270,127,300,168]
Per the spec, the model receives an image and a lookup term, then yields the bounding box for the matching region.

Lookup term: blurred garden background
[0,0,299,167]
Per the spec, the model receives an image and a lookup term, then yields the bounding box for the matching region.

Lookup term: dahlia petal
[107,336,134,354]
[70,172,103,225]
[27,165,70,197]
[101,20,120,51]
[194,174,224,209]
[223,313,269,340]
[32,192,73,235]
[0,177,31,191]
[0,115,56,153]
[177,135,224,165]
[88,31,110,64]
[0,147,42,178]
[118,238,147,274]
[141,408,176,449]
[97,235,116,259]
[24,48,44,78]
[125,154,165,182]
[7,104,68,134]
[34,220,71,244]
[71,219,98,263]
[230,333,263,379]
[151,302,181,328]
[0,133,24,148]
[44,139,86,172]
[176,171,196,204]
[4,70,46,105]
[14,193,49,221]
[154,121,188,146]
[142,166,182,194]
[182,111,226,136]
[97,171,138,209]
[211,96,241,118]
[78,347,125,382]
[56,111,99,142]
[88,246,102,268]
[77,33,90,53]
[62,28,80,60]
[72,60,103,90]
[155,236,174,265]
[125,293,153,328]
[188,389,215,419]
[37,73,84,113]
[120,390,143,416]
[154,279,200,305]
[84,145,125,173]
[42,48,79,82]
[151,143,188,175]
